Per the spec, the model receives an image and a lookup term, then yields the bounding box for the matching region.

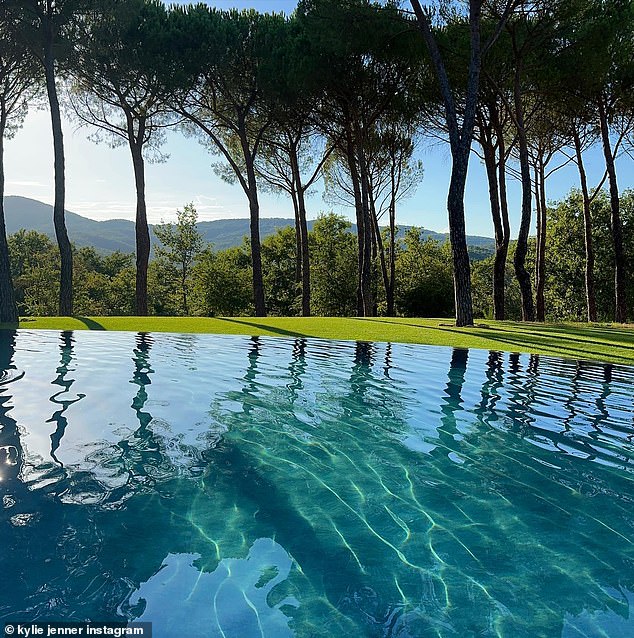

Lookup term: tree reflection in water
[0,332,632,637]
[48,331,84,465]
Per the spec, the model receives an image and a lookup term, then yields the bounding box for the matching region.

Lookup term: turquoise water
[0,330,633,638]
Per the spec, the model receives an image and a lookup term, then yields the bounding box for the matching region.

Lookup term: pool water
[0,330,633,638]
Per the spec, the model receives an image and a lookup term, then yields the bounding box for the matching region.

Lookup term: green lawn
[2,316,633,365]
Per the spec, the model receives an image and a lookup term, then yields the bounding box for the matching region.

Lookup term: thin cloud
[6,180,47,188]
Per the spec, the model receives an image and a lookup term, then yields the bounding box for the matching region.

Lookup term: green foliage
[0,7,40,140]
[395,230,454,318]
[71,0,177,156]
[73,247,136,316]
[6,0,91,72]
[145,258,177,316]
[7,231,138,316]
[6,190,634,323]
[103,267,136,316]
[172,6,290,173]
[309,214,358,316]
[8,230,59,316]
[193,246,253,317]
[545,190,634,321]
[153,203,204,314]
[261,227,299,316]
[552,0,634,116]
[471,248,524,321]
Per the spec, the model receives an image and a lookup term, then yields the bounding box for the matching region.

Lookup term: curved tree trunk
[411,0,515,327]
[512,68,535,322]
[481,129,506,320]
[572,127,597,322]
[537,161,548,321]
[598,98,627,323]
[410,0,475,327]
[44,47,72,316]
[248,190,266,317]
[130,141,149,316]
[533,165,543,320]
[0,126,18,323]
[495,125,510,321]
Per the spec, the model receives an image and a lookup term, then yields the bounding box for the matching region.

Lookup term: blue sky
[4,0,632,237]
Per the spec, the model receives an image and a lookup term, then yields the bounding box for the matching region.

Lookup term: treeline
[10,190,634,321]
[0,0,633,324]
[9,211,455,318]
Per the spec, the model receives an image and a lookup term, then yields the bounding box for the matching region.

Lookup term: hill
[3,196,496,259]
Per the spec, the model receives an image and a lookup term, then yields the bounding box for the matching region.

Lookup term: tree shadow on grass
[351,318,634,360]
[350,317,452,330]
[469,324,634,354]
[216,317,309,338]
[74,317,106,330]
[438,326,634,365]
[532,325,634,344]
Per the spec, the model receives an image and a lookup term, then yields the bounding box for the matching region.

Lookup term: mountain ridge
[3,196,496,258]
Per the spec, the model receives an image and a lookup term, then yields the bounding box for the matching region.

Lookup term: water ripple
[0,331,633,637]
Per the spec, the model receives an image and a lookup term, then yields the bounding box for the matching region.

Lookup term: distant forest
[2,196,497,256]
[1,0,633,324]
[7,191,634,322]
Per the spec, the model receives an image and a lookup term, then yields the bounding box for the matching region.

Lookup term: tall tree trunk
[44,41,72,316]
[495,122,510,321]
[297,190,311,317]
[0,124,18,323]
[387,175,396,317]
[130,141,149,316]
[370,198,390,315]
[535,160,547,322]
[289,145,311,317]
[345,128,365,317]
[244,155,266,317]
[356,132,373,317]
[533,165,542,312]
[411,0,512,327]
[572,126,597,322]
[481,128,506,320]
[536,159,547,321]
[598,97,627,323]
[182,268,188,315]
[447,151,474,327]
[290,188,302,286]
[410,0,477,327]
[512,68,535,322]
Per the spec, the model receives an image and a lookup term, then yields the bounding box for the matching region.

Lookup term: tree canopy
[3,0,634,325]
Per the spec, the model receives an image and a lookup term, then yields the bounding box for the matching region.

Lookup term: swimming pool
[0,330,632,637]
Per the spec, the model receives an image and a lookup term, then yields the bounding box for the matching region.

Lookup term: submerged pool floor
[0,330,633,637]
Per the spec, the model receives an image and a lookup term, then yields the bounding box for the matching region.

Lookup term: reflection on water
[49,331,84,464]
[0,330,633,637]
[563,588,634,637]
[129,538,298,638]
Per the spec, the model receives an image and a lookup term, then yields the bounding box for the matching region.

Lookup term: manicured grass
[3,315,633,365]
